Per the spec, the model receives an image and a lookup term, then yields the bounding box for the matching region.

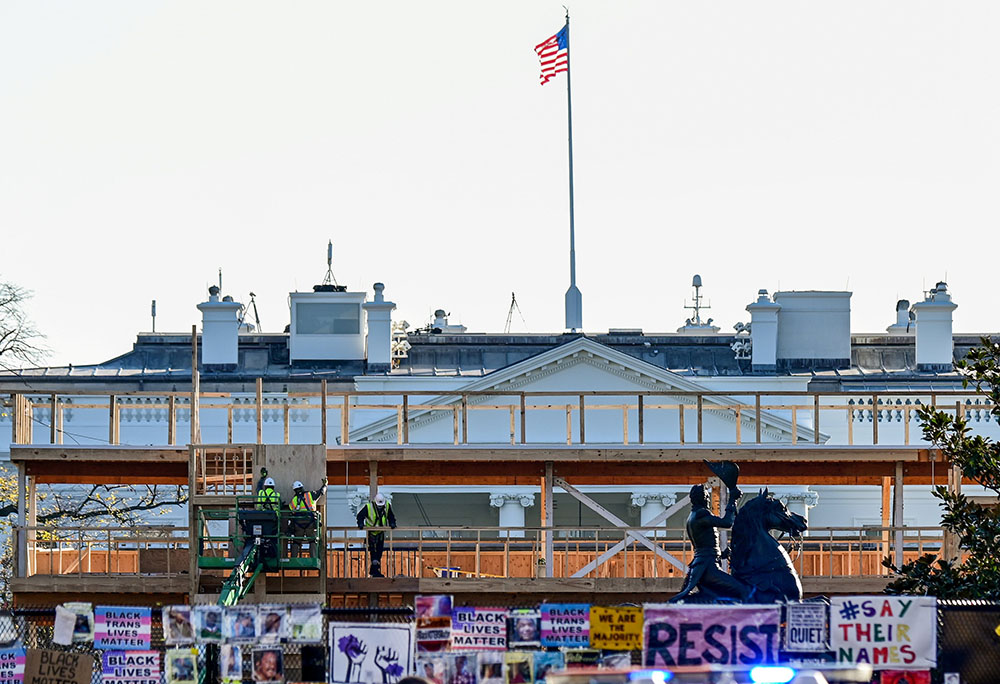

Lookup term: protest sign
[164,649,197,684]
[532,651,564,683]
[0,648,24,684]
[162,607,194,645]
[784,602,828,652]
[540,604,589,648]
[478,652,503,684]
[507,610,540,649]
[289,605,323,643]
[643,604,781,667]
[830,596,936,670]
[219,645,242,684]
[503,652,532,684]
[415,595,452,653]
[194,606,222,643]
[414,655,446,684]
[101,651,160,684]
[451,608,508,651]
[54,604,93,645]
[256,606,287,644]
[95,607,151,650]
[590,606,642,651]
[23,649,93,684]
[224,606,258,642]
[328,623,412,684]
[252,648,284,684]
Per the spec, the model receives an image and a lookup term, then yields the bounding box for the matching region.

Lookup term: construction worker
[287,477,328,556]
[256,468,281,511]
[356,491,396,577]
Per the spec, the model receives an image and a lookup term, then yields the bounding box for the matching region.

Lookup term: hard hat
[293,480,304,490]
[374,493,386,506]
[264,477,275,487]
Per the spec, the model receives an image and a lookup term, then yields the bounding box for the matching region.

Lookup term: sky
[2,1,999,367]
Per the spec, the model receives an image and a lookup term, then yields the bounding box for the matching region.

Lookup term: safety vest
[290,491,316,512]
[364,502,389,529]
[257,487,280,510]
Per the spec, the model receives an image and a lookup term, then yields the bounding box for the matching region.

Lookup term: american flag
[534,25,568,85]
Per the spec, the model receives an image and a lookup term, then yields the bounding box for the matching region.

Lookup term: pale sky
[2,2,999,367]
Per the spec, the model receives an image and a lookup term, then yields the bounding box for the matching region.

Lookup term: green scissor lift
[197,497,322,605]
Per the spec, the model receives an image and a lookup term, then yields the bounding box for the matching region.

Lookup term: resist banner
[643,604,781,668]
[450,608,507,651]
[101,651,160,684]
[95,607,152,650]
[0,648,25,684]
[830,596,936,670]
[540,604,589,648]
[590,606,642,651]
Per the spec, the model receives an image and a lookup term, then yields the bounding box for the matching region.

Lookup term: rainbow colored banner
[95,607,152,650]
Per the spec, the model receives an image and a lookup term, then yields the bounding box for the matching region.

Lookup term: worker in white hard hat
[356,491,396,577]
[256,468,281,511]
[287,477,328,556]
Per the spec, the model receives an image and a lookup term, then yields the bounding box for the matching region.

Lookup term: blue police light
[749,666,797,684]
[626,670,674,683]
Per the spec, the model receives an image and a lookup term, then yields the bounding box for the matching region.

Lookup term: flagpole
[563,10,583,332]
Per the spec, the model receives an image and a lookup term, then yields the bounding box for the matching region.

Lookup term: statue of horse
[729,488,809,603]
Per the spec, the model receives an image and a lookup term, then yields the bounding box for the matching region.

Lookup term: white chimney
[362,283,396,371]
[197,287,242,367]
[912,282,957,371]
[746,289,780,372]
[885,299,914,335]
[774,291,851,370]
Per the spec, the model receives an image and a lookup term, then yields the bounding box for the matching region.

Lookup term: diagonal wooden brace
[554,477,689,577]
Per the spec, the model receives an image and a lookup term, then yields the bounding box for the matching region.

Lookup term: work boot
[370,561,383,578]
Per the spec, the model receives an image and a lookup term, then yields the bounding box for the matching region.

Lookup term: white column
[490,493,535,538]
[630,492,678,537]
[778,488,819,527]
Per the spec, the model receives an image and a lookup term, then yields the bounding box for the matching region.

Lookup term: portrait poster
[531,651,563,684]
[445,653,478,684]
[257,606,288,644]
[220,645,242,684]
[289,605,324,643]
[95,607,151,650]
[506,610,540,649]
[539,604,589,648]
[589,606,642,651]
[54,603,93,645]
[101,651,160,684]
[416,595,452,653]
[195,606,223,643]
[328,622,412,684]
[252,648,284,684]
[23,649,92,684]
[164,649,197,684]
[643,604,781,668]
[478,652,503,684]
[225,606,258,642]
[162,606,194,645]
[0,648,24,684]
[830,596,936,670]
[451,607,508,651]
[415,655,446,684]
[502,652,532,684]
[784,602,828,652]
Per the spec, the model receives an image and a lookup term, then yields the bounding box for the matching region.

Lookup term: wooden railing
[15,524,947,582]
[4,388,998,448]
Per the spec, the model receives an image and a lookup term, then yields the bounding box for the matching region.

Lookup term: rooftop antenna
[504,292,527,334]
[151,300,156,333]
[322,240,339,287]
[239,292,262,332]
[683,275,711,326]
[219,268,223,295]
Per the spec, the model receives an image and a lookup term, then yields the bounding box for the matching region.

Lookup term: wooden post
[321,380,328,446]
[49,394,57,444]
[542,462,553,576]
[168,396,176,445]
[256,378,263,444]
[108,395,119,445]
[283,403,290,444]
[814,394,821,444]
[461,395,468,444]
[755,394,761,444]
[872,394,879,445]
[678,401,685,445]
[190,325,200,445]
[402,394,409,444]
[342,395,350,445]
[880,476,892,564]
[16,463,25,578]
[520,394,526,444]
[697,395,703,443]
[369,462,378,499]
[893,461,904,569]
[579,395,585,444]
[638,394,644,444]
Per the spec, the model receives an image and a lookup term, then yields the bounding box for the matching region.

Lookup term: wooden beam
[893,461,904,568]
[190,325,200,445]
[542,462,553,575]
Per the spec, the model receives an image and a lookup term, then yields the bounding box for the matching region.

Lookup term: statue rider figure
[670,461,753,602]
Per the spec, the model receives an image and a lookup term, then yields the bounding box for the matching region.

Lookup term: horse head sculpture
[729,488,808,603]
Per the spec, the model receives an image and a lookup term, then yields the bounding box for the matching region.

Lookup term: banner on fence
[194,607,222,644]
[289,606,323,644]
[95,607,151,650]
[507,610,540,649]
[0,648,25,684]
[220,645,242,684]
[415,595,452,653]
[784,602,828,652]
[24,649,93,684]
[589,606,642,651]
[328,623,412,684]
[830,596,936,670]
[101,651,160,684]
[164,649,197,684]
[53,604,93,646]
[451,608,508,651]
[540,604,589,648]
[643,604,781,668]
[162,607,194,646]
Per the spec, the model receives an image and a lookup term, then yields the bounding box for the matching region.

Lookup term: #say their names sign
[644,604,781,668]
[95,607,152,650]
[540,604,589,648]
[830,596,936,670]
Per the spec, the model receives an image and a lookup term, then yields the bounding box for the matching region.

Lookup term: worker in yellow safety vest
[355,492,396,577]
[256,468,281,511]
[287,478,327,556]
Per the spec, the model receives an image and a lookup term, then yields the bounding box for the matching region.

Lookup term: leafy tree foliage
[884,337,1000,598]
